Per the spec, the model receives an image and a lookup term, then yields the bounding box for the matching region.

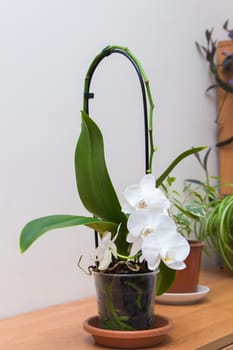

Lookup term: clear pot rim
[93,269,159,277]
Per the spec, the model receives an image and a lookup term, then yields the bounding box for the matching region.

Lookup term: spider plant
[164,148,233,272]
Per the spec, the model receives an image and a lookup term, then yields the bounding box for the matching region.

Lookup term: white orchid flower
[127,206,177,244]
[126,206,190,271]
[95,232,117,270]
[142,232,190,271]
[122,174,170,214]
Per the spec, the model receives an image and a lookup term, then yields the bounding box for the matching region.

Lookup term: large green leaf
[20,215,118,253]
[75,111,129,254]
[156,261,176,295]
[75,111,125,225]
[156,146,207,187]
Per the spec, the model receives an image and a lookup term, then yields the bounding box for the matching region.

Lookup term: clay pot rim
[188,240,205,248]
[83,314,173,338]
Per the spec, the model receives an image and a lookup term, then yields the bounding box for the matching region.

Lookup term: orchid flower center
[137,199,148,209]
[163,254,173,263]
[162,249,175,263]
[142,226,154,238]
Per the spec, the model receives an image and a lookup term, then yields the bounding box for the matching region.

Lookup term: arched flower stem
[82,45,156,174]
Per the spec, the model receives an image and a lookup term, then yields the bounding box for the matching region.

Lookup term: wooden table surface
[1,269,233,350]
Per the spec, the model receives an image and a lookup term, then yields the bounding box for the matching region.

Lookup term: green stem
[116,47,156,173]
[145,80,155,173]
[117,252,140,260]
[83,45,156,174]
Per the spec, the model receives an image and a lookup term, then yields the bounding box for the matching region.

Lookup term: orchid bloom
[127,206,176,244]
[122,174,170,214]
[126,207,190,271]
[141,232,190,271]
[95,232,117,270]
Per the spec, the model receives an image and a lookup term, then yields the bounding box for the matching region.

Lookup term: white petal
[141,249,161,271]
[127,207,176,241]
[142,235,161,270]
[142,232,160,251]
[126,232,138,243]
[165,233,190,261]
[98,249,112,270]
[123,174,170,212]
[140,174,155,191]
[95,232,118,270]
[127,210,150,238]
[129,237,143,255]
[102,231,111,244]
[110,242,118,258]
[122,202,135,214]
[160,233,190,270]
[149,190,171,210]
[164,260,186,270]
[150,210,177,233]
[140,175,170,209]
[123,184,142,207]
[147,259,161,271]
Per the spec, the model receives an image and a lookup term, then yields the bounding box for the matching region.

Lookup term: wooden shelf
[0,269,233,349]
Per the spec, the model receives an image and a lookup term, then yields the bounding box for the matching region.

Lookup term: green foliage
[163,148,217,239]
[199,195,233,272]
[20,215,118,253]
[164,178,212,239]
[75,111,129,254]
[197,21,233,95]
[156,146,207,187]
[156,262,176,295]
[164,148,233,272]
[75,111,125,224]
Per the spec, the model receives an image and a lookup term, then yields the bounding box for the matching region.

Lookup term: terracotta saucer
[83,314,173,349]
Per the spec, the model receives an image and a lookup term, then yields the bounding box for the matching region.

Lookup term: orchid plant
[19,46,205,295]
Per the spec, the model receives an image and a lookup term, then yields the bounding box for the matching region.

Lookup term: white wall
[0,0,232,318]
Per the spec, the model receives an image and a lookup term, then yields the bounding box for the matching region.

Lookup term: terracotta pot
[167,240,204,293]
[94,270,158,330]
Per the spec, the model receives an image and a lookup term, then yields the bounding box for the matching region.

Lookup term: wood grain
[0,269,232,349]
[217,40,233,195]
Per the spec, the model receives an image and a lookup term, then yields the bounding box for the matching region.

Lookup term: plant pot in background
[167,240,205,293]
[94,270,158,330]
